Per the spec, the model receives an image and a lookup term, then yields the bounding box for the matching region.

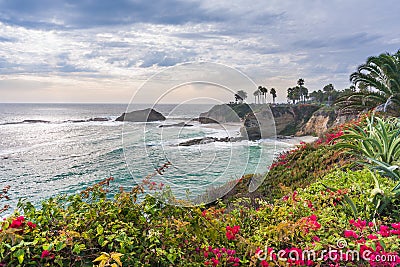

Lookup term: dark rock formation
[178,136,241,146]
[115,108,166,122]
[22,120,50,123]
[88,117,109,122]
[198,104,250,124]
[159,122,193,128]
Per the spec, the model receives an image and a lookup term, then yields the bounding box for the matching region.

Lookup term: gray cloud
[0,0,224,29]
[0,0,399,103]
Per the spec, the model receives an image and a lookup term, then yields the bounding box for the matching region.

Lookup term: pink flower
[41,250,50,259]
[391,223,400,229]
[260,260,269,266]
[367,234,378,240]
[378,225,390,237]
[312,236,320,242]
[344,230,358,239]
[309,214,317,221]
[211,258,219,266]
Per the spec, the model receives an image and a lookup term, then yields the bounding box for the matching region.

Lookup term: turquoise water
[0,103,290,212]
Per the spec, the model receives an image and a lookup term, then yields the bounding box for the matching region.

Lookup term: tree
[258,86,268,103]
[297,78,308,103]
[323,83,335,94]
[287,86,301,104]
[235,90,247,103]
[253,90,259,103]
[270,88,277,104]
[310,90,324,103]
[234,93,243,103]
[336,50,400,114]
[297,78,305,87]
[299,86,309,103]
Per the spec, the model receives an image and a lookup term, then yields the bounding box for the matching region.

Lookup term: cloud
[0,0,224,29]
[0,0,399,103]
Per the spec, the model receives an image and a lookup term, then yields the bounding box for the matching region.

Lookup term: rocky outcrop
[199,104,251,124]
[88,117,109,122]
[296,108,357,136]
[240,109,275,140]
[178,136,242,146]
[240,104,320,139]
[115,108,166,122]
[198,103,355,140]
[159,122,193,128]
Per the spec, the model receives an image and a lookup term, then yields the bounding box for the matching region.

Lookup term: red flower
[41,250,50,259]
[10,216,25,228]
[226,225,240,241]
[27,221,36,229]
[261,260,269,266]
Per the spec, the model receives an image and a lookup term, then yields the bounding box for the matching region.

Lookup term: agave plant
[336,115,400,166]
[336,50,400,115]
[335,115,400,219]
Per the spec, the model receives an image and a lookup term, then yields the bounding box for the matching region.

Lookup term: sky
[0,0,399,103]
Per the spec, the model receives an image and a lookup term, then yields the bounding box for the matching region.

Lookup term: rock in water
[159,122,193,128]
[115,108,166,122]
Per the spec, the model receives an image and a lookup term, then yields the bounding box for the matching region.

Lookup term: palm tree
[253,90,260,104]
[258,86,268,103]
[270,88,277,104]
[297,78,308,103]
[287,87,301,104]
[336,50,400,114]
[299,86,308,103]
[297,78,305,87]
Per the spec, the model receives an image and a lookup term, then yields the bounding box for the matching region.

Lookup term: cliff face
[296,108,357,136]
[270,104,320,135]
[199,103,351,139]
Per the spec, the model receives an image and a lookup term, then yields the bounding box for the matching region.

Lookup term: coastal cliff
[199,103,350,138]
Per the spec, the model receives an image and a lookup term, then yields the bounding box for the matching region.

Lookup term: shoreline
[275,135,319,146]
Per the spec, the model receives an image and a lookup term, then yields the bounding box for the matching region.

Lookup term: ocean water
[0,103,291,212]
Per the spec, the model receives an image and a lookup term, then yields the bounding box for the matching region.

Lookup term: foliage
[3,166,400,266]
[336,50,400,115]
[0,185,11,214]
[269,88,277,104]
[335,114,400,220]
[336,115,400,166]
[258,127,353,201]
[235,90,248,103]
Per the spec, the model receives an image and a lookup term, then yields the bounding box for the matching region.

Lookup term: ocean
[0,103,292,213]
